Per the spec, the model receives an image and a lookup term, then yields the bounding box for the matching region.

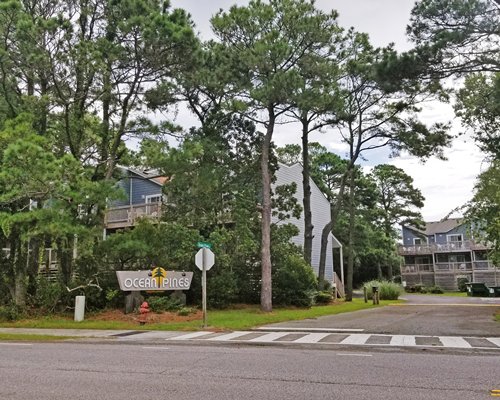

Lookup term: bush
[426,285,444,294]
[315,291,333,304]
[405,284,427,293]
[457,277,469,292]
[32,278,68,312]
[0,303,24,321]
[177,307,195,316]
[273,254,317,307]
[147,295,182,313]
[363,280,402,300]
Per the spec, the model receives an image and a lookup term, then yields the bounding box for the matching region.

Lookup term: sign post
[195,247,215,328]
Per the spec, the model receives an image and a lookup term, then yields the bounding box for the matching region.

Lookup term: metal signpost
[195,247,215,328]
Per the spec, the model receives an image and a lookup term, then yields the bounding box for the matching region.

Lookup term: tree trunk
[346,169,355,301]
[12,237,27,308]
[260,109,275,313]
[318,167,351,281]
[301,118,314,269]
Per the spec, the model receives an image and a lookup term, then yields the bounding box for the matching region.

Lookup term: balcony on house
[398,240,489,255]
[104,202,163,230]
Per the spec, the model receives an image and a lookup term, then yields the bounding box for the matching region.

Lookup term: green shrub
[273,254,317,307]
[457,277,469,292]
[147,295,181,313]
[0,303,24,321]
[32,278,67,312]
[426,285,444,294]
[177,307,195,316]
[363,280,402,300]
[405,284,427,293]
[315,291,333,304]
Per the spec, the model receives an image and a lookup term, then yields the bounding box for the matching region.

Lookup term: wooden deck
[104,202,162,229]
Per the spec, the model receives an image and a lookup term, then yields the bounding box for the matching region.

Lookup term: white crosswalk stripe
[164,331,500,350]
[390,335,417,346]
[208,331,253,341]
[293,333,331,343]
[438,336,472,348]
[339,334,371,345]
[249,332,291,342]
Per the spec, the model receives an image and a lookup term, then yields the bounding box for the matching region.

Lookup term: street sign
[195,248,215,270]
[116,270,193,291]
[196,241,212,249]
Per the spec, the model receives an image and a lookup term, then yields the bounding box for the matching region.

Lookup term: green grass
[0,298,400,331]
[404,291,468,297]
[0,333,78,341]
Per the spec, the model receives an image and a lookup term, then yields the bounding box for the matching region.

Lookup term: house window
[447,234,463,243]
[413,237,427,245]
[145,194,162,204]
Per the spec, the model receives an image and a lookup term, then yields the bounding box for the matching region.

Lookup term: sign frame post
[195,247,215,328]
[202,253,207,328]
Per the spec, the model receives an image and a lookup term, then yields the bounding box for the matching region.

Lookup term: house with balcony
[104,164,344,291]
[104,167,166,232]
[399,218,498,290]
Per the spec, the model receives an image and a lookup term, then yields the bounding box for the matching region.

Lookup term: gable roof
[406,218,464,236]
[118,166,167,186]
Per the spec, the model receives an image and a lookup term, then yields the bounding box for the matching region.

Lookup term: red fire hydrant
[138,301,150,325]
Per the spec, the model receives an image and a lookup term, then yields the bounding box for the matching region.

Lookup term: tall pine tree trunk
[260,108,275,312]
[346,169,355,301]
[301,118,314,269]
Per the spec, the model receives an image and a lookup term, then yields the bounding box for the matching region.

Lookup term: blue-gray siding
[272,163,335,282]
[112,172,162,207]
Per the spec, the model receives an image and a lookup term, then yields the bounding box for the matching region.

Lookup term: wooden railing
[105,202,162,228]
[402,261,496,274]
[398,240,490,255]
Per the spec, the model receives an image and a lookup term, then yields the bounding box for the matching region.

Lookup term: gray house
[105,164,343,287]
[273,163,343,287]
[399,218,497,290]
[104,167,166,231]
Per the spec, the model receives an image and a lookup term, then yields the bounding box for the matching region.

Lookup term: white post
[339,245,344,286]
[202,248,207,328]
[74,296,85,322]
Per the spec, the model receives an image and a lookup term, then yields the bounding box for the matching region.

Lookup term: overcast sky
[169,0,485,222]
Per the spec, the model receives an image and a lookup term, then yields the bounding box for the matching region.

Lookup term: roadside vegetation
[0,0,497,318]
[0,299,400,331]
[0,333,78,341]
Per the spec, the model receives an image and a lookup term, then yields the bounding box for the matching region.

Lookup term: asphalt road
[265,295,500,336]
[0,342,498,400]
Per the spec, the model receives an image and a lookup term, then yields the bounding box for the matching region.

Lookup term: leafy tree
[370,164,425,279]
[317,31,451,299]
[211,0,340,311]
[455,72,500,157]
[407,0,500,78]
[0,115,114,306]
[465,160,500,266]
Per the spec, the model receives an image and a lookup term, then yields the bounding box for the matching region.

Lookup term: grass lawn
[0,298,400,332]
[0,333,79,341]
[403,291,467,297]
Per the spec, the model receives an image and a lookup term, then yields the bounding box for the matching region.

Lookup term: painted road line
[438,336,472,348]
[486,338,500,347]
[340,334,372,345]
[0,343,33,346]
[390,335,417,346]
[255,327,365,333]
[336,353,373,357]
[294,333,331,344]
[208,331,253,341]
[143,347,170,350]
[167,331,213,340]
[249,332,291,342]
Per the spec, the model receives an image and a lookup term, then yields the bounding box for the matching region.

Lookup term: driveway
[263,295,500,337]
